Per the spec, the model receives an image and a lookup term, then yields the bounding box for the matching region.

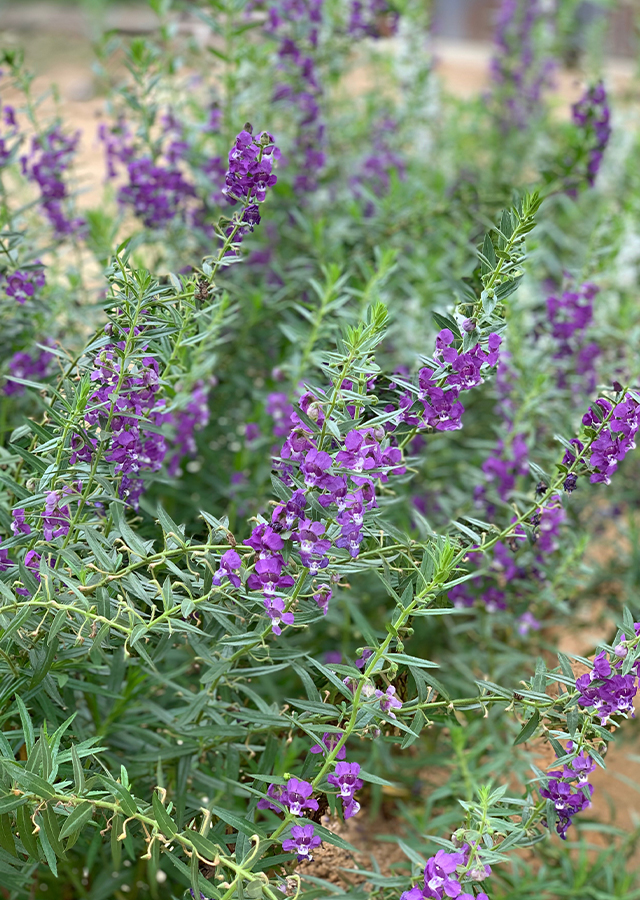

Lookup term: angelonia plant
[1,1,640,899]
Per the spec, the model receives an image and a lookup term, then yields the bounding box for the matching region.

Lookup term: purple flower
[312,584,332,614]
[21,126,85,235]
[166,381,210,477]
[575,649,638,725]
[281,823,322,861]
[4,343,54,395]
[118,157,196,228]
[310,732,346,759]
[258,778,318,816]
[11,508,31,537]
[570,81,611,189]
[292,519,331,573]
[541,745,595,839]
[223,129,279,204]
[3,265,46,304]
[327,761,363,801]
[42,489,71,541]
[375,685,402,719]
[489,0,555,131]
[212,549,242,588]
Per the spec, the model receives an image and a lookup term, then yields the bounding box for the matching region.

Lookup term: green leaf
[152,791,177,838]
[0,812,16,857]
[17,803,40,859]
[184,829,223,863]
[59,802,94,841]
[13,768,57,800]
[513,710,540,745]
[71,745,85,795]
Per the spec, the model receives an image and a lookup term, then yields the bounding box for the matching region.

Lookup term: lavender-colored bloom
[540,743,595,839]
[166,381,210,476]
[4,343,54,395]
[42,490,71,541]
[352,116,405,205]
[310,732,346,759]
[375,685,402,718]
[267,392,296,437]
[258,778,318,816]
[328,761,363,819]
[327,761,363,799]
[517,611,540,635]
[0,546,12,571]
[3,265,46,304]
[575,648,638,725]
[21,126,85,235]
[312,584,332,614]
[118,157,196,229]
[70,334,169,508]
[400,849,466,900]
[489,0,554,131]
[282,778,318,815]
[212,549,242,588]
[281,823,322,861]
[11,508,31,537]
[570,81,611,189]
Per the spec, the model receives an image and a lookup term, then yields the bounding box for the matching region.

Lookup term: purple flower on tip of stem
[281,823,322,861]
[310,732,346,759]
[312,584,332,614]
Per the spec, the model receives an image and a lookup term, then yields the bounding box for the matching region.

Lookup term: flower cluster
[70,328,169,509]
[4,343,54,396]
[222,128,280,247]
[540,742,596,839]
[546,280,600,395]
[99,118,197,229]
[245,510,299,635]
[489,0,554,130]
[575,646,639,725]
[569,395,640,486]
[400,847,490,900]
[2,264,45,304]
[352,116,406,208]
[166,381,210,477]
[0,103,18,167]
[266,0,325,194]
[21,126,84,235]
[571,81,611,189]
[327,760,363,818]
[399,329,502,432]
[118,158,196,229]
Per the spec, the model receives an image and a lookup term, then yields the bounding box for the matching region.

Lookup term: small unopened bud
[614,643,628,658]
[462,318,476,333]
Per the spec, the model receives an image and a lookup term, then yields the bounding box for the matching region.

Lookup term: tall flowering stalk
[489,0,555,130]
